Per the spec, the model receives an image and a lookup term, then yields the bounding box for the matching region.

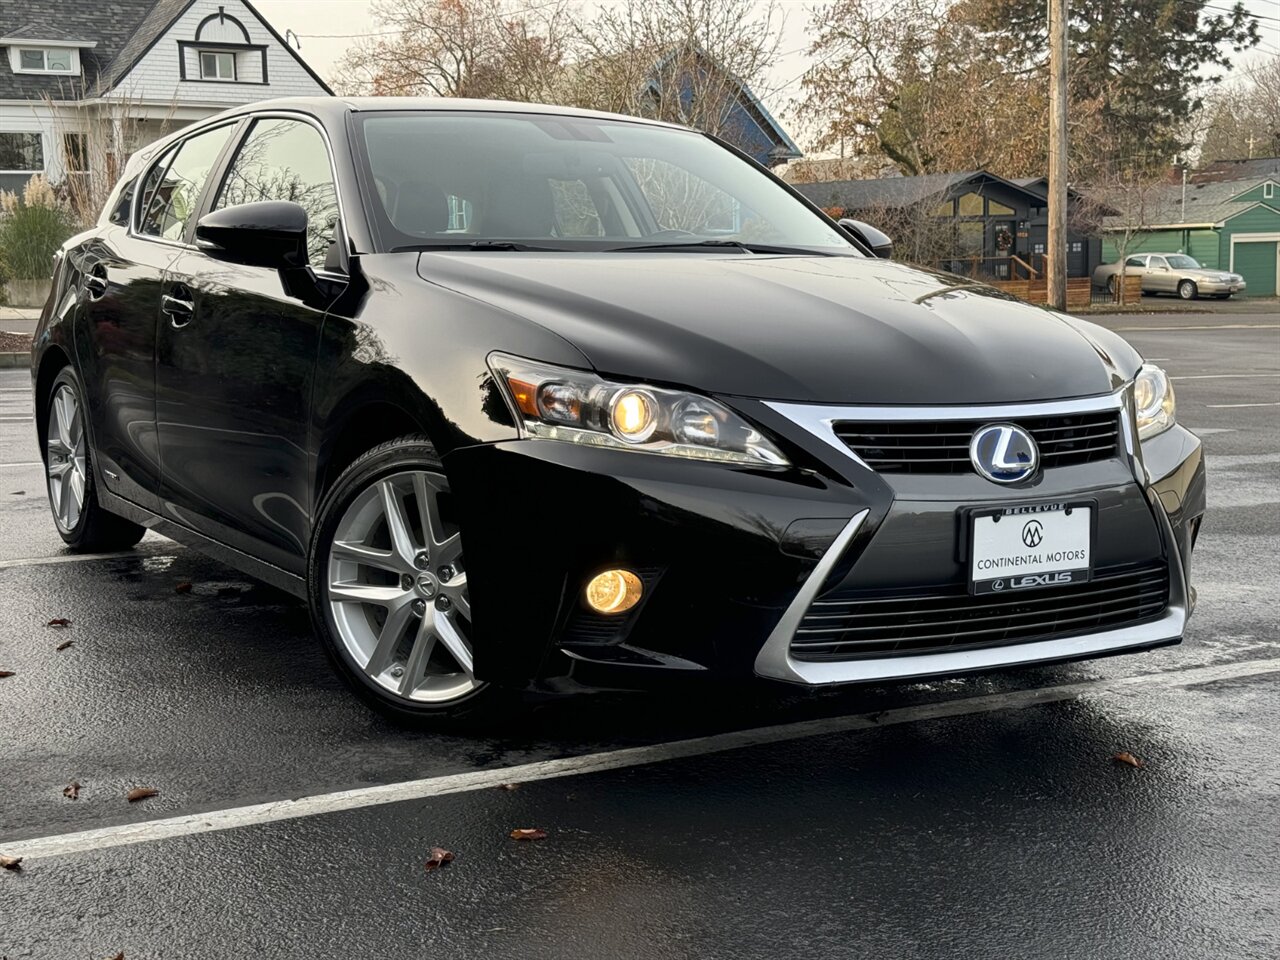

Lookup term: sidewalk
[0,306,40,336]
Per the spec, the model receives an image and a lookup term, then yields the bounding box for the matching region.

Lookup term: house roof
[1191,156,1280,184]
[792,170,1064,211]
[0,0,331,102]
[0,22,96,44]
[1101,177,1279,230]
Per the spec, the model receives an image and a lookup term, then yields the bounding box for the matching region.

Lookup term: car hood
[1184,267,1237,280]
[415,252,1141,404]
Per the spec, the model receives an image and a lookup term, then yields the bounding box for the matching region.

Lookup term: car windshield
[1166,255,1200,269]
[356,111,857,254]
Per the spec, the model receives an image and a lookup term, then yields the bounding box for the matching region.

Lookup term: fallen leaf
[1112,752,1144,768]
[55,639,74,652]
[0,854,21,870]
[105,954,124,960]
[509,828,547,841]
[47,617,72,628]
[126,787,159,802]
[0,670,14,678]
[11,490,25,495]
[424,846,455,872]
[174,582,193,594]
[496,783,520,792]
[63,781,81,800]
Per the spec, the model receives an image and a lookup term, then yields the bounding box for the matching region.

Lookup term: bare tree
[332,0,573,102]
[563,0,783,142]
[1078,167,1168,302]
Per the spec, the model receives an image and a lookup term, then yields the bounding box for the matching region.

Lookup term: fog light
[584,569,643,614]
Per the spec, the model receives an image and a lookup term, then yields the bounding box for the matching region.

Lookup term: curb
[0,352,30,369]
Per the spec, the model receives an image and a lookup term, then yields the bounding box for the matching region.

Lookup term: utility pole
[1047,0,1069,310]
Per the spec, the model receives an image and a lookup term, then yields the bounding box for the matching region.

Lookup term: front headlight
[1133,363,1176,441]
[489,353,790,466]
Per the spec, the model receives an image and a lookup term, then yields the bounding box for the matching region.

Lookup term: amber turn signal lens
[584,569,643,615]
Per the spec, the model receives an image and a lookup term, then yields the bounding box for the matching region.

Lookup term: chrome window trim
[764,389,1128,472]
[753,494,1187,685]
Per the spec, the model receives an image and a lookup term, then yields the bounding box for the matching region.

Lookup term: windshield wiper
[604,239,836,256]
[392,240,567,252]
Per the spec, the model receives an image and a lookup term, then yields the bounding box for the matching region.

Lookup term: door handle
[162,293,195,328]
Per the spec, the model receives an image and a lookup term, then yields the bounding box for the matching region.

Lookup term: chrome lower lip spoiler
[753,494,1188,686]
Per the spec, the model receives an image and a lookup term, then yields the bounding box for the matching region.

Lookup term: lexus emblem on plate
[969,423,1039,483]
[1022,519,1044,547]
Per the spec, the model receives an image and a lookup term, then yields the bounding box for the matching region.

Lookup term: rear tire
[306,434,515,726]
[43,366,146,552]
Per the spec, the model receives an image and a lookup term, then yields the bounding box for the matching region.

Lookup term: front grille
[832,411,1121,474]
[790,561,1169,661]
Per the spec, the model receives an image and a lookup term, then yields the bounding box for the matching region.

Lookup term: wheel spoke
[329,581,406,606]
[55,390,75,450]
[432,609,474,676]
[412,472,448,552]
[48,459,71,480]
[366,601,414,677]
[399,615,438,695]
[331,539,403,573]
[379,479,418,566]
[446,573,470,620]
[68,471,85,515]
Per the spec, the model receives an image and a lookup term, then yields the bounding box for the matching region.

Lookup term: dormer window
[11,46,77,73]
[1266,182,1275,201]
[199,50,237,81]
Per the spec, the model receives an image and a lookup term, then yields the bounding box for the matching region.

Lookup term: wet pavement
[1,311,1278,958]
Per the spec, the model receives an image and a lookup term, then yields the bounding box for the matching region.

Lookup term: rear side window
[214,118,339,266]
[137,124,234,241]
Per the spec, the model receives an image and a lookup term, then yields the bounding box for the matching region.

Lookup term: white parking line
[0,416,33,422]
[0,545,179,570]
[1112,324,1280,332]
[1206,402,1280,408]
[4,657,1277,862]
[1170,373,1280,380]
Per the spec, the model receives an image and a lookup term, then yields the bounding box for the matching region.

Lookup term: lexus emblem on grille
[1021,520,1044,547]
[969,423,1039,483]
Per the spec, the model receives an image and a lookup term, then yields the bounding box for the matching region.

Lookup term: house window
[958,192,985,216]
[988,199,1015,216]
[1070,241,1083,253]
[63,133,88,173]
[199,51,237,81]
[0,132,44,172]
[931,199,954,217]
[1033,242,1045,254]
[958,221,984,256]
[1266,182,1275,200]
[15,47,73,72]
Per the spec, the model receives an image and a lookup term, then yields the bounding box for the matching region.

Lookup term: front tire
[1178,280,1198,300]
[43,367,146,551]
[306,435,509,725]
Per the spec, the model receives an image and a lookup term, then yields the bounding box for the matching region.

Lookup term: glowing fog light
[584,569,643,614]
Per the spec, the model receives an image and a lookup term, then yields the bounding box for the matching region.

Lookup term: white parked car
[1093,253,1246,300]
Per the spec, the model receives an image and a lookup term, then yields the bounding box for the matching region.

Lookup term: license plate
[968,501,1093,595]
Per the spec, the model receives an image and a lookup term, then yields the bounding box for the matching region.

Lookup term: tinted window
[358,113,852,253]
[138,125,234,241]
[1124,257,1145,267]
[215,118,339,265]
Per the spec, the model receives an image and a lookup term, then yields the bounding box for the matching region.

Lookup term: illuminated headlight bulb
[673,398,720,446]
[610,389,657,442]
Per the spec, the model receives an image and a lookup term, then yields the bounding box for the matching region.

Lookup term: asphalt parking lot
[1,309,1278,959]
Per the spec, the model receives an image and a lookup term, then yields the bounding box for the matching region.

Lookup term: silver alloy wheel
[326,469,479,704]
[1179,280,1196,300]
[46,383,87,534]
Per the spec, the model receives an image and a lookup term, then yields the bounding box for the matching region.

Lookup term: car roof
[214,95,691,131]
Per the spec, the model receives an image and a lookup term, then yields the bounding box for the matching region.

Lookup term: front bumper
[444,389,1205,690]
[1195,279,1245,295]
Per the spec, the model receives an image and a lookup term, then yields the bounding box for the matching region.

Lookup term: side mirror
[838,218,894,259]
[195,200,308,270]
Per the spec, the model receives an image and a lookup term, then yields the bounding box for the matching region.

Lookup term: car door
[155,115,343,573]
[1145,255,1173,292]
[74,125,236,513]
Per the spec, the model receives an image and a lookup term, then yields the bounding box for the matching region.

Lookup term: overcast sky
[254,0,1280,151]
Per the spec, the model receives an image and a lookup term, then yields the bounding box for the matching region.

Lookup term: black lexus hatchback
[31,97,1204,723]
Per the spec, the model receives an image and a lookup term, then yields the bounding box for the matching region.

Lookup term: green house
[1102,178,1280,297]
